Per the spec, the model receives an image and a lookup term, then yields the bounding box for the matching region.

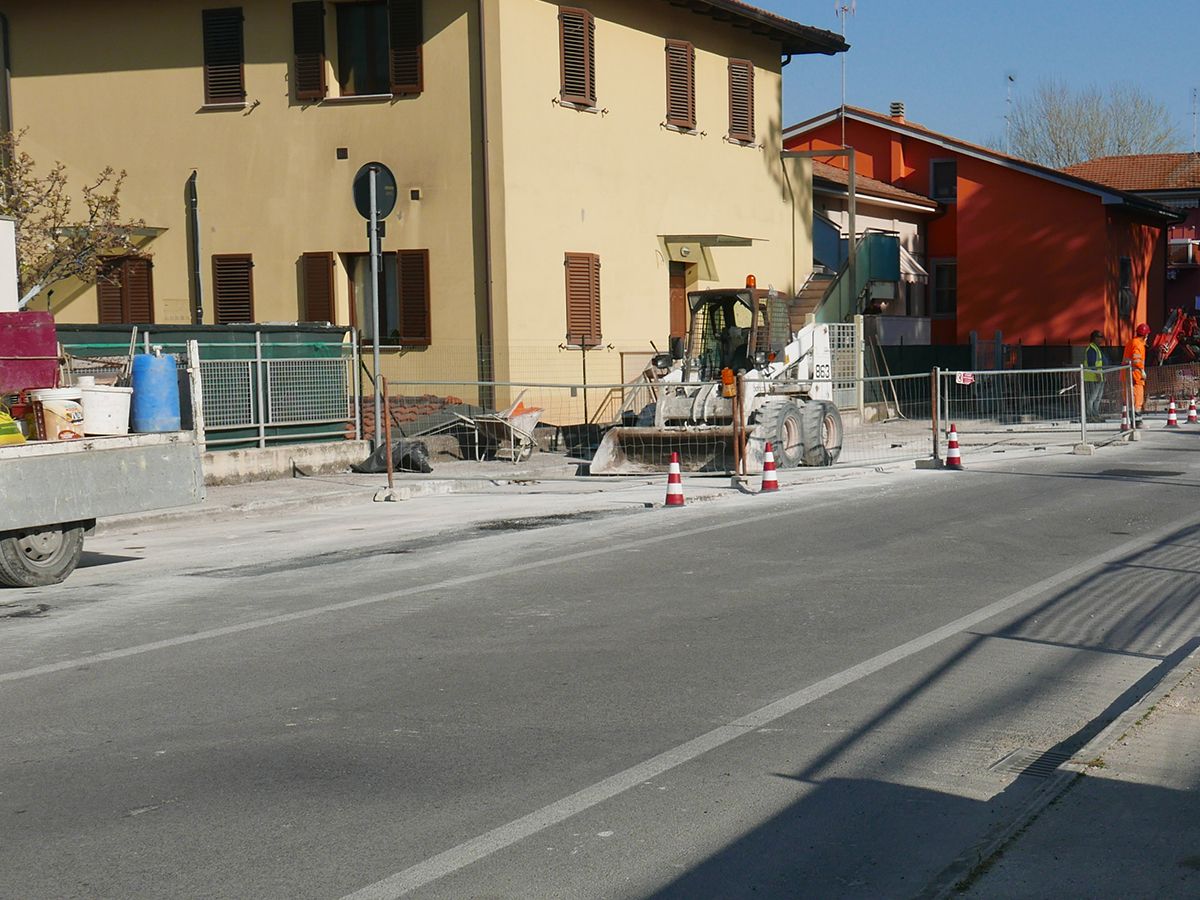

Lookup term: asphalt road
[3,431,1200,899]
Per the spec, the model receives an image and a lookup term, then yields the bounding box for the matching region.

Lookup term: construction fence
[933,364,1135,458]
[61,336,360,451]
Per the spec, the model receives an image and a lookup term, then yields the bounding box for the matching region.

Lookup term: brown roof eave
[665,0,849,56]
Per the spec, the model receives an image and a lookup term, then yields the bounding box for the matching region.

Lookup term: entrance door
[669,261,689,340]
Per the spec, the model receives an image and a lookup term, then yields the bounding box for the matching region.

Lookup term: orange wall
[788,117,1164,346]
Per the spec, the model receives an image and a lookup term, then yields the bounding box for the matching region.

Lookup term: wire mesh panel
[266,358,353,425]
[827,322,858,410]
[1143,362,1200,413]
[200,360,256,428]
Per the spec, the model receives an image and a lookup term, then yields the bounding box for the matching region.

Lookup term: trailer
[0,431,204,587]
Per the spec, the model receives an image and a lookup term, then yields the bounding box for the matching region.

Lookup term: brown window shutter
[124,258,154,323]
[292,1,326,101]
[728,58,755,143]
[97,257,154,324]
[388,0,423,95]
[396,249,431,344]
[203,7,246,104]
[301,251,335,322]
[559,7,595,106]
[665,40,695,130]
[97,266,125,325]
[564,252,601,347]
[212,254,255,324]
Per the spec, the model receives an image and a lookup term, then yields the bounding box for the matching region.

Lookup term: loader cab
[686,286,790,380]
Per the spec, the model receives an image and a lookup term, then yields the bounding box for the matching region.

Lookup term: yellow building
[1,0,844,386]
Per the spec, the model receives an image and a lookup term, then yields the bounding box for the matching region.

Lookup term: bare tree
[1005,79,1181,168]
[0,129,144,307]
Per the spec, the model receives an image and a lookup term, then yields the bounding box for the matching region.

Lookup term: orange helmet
[1136,324,1151,336]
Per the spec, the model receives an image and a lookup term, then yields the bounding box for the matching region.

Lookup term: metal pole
[847,148,857,304]
[382,375,394,492]
[1079,364,1088,445]
[351,329,361,442]
[254,330,267,448]
[581,346,589,425]
[931,366,941,461]
[854,313,865,416]
[186,339,207,453]
[369,166,383,451]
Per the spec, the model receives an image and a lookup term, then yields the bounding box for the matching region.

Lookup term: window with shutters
[664,40,695,131]
[564,252,601,348]
[347,250,430,344]
[333,0,422,98]
[300,252,335,322]
[202,7,245,105]
[292,1,327,101]
[212,254,255,324]
[97,257,155,325]
[559,7,596,108]
[727,58,755,143]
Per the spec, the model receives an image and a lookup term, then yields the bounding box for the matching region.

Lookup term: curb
[919,640,1200,899]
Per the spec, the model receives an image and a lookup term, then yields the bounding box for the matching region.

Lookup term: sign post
[353,162,398,450]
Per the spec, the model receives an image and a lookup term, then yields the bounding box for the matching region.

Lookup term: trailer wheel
[757,400,805,468]
[0,525,86,588]
[801,401,843,467]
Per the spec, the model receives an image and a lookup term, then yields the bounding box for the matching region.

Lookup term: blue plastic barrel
[130,353,181,432]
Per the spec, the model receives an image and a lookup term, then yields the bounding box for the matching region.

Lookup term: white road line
[0,499,871,685]
[339,513,1200,900]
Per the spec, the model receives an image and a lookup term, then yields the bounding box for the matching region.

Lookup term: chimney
[890,101,905,122]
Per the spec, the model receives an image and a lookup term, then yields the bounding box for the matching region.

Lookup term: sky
[759,1,1199,150]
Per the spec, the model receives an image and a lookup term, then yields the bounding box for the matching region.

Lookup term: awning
[899,245,928,283]
[660,234,765,283]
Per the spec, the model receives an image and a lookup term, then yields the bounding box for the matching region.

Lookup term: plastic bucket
[81,385,133,435]
[30,387,84,441]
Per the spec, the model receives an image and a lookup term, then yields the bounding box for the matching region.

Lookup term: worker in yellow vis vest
[1084,329,1106,422]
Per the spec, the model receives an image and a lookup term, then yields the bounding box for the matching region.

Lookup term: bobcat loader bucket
[590,426,766,475]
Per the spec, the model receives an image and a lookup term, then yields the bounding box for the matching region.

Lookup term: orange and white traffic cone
[1121,405,1130,431]
[1166,398,1180,428]
[760,442,779,493]
[665,451,685,506]
[945,424,964,470]
[1188,398,1198,424]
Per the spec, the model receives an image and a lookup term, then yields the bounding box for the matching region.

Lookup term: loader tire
[0,525,86,588]
[801,401,843,467]
[757,400,805,468]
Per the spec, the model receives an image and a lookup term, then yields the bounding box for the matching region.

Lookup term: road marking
[0,501,867,685]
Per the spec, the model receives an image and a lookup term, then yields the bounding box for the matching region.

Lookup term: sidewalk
[953,646,1200,899]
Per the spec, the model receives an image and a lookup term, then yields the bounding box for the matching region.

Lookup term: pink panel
[0,311,58,394]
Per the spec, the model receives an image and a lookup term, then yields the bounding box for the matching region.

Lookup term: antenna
[1193,88,1197,155]
[1005,73,1015,154]
[835,1,855,146]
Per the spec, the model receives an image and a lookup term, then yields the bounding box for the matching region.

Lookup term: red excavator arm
[1152,309,1200,365]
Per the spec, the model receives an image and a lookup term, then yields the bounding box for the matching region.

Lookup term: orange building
[785,105,1182,347]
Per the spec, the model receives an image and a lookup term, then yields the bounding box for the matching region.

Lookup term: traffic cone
[760,442,779,493]
[1188,398,1198,424]
[665,451,685,506]
[1121,405,1130,431]
[945,424,964,470]
[1166,398,1180,428]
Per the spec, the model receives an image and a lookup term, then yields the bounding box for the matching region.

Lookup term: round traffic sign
[353,162,398,220]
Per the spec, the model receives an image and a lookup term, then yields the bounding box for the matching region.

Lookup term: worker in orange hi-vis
[1123,323,1151,426]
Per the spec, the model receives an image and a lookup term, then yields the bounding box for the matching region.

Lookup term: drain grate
[988,748,1074,779]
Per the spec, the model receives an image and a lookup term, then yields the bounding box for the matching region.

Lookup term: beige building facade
[1,0,844,385]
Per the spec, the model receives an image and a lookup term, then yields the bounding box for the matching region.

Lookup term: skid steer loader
[591,277,843,475]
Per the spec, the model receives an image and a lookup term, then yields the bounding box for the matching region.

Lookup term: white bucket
[76,375,96,388]
[81,385,133,436]
[30,387,84,441]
